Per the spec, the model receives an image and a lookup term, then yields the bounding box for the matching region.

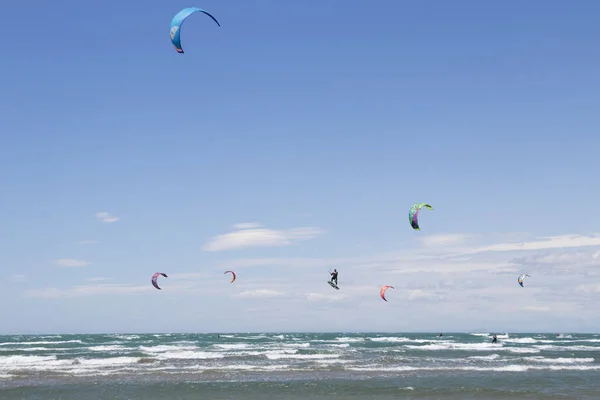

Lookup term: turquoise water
[1,332,599,399]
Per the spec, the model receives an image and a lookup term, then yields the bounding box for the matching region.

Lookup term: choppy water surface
[1,332,599,399]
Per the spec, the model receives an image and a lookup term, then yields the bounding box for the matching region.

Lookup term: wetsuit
[492,335,497,344]
[330,271,338,286]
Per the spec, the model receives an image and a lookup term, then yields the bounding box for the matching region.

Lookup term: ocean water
[1,332,599,399]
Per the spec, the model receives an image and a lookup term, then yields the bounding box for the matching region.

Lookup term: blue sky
[2,0,600,334]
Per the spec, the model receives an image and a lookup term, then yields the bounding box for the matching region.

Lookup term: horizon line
[1,330,594,336]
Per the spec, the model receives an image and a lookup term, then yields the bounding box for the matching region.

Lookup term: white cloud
[233,222,262,229]
[54,259,90,267]
[237,289,285,298]
[418,234,470,247]
[168,272,215,280]
[407,289,440,301]
[305,292,347,302]
[11,274,26,281]
[469,234,600,254]
[202,223,324,252]
[523,306,551,312]
[85,277,109,282]
[23,278,223,299]
[575,283,600,293]
[24,284,152,299]
[95,212,119,223]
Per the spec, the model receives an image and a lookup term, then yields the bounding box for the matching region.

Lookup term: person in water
[330,269,338,286]
[492,334,498,344]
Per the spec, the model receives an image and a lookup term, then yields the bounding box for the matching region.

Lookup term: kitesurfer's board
[327,281,339,290]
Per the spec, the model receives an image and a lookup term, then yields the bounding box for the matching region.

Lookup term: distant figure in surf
[492,334,498,344]
[439,333,443,337]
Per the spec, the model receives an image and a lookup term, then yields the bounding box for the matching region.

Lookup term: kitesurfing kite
[224,270,236,283]
[518,273,530,287]
[152,272,168,290]
[409,203,433,230]
[170,7,220,53]
[380,285,394,302]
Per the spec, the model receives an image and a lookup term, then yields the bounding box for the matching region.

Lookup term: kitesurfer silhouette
[329,269,338,286]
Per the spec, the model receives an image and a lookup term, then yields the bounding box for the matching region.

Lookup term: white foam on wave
[0,340,84,347]
[405,342,540,353]
[524,356,594,364]
[347,364,600,372]
[468,354,501,361]
[213,343,252,350]
[370,337,437,344]
[76,357,141,367]
[335,337,365,343]
[157,363,294,372]
[109,335,140,341]
[0,354,144,374]
[266,353,340,360]
[314,359,353,364]
[405,343,494,351]
[507,348,541,354]
[524,356,595,364]
[154,351,224,360]
[139,344,225,360]
[140,344,198,353]
[223,349,297,358]
[503,337,538,344]
[534,344,599,352]
[88,345,128,352]
[0,355,62,367]
[279,342,311,348]
[0,346,72,352]
[231,335,267,340]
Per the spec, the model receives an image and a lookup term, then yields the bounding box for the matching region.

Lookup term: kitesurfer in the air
[492,334,498,344]
[330,269,338,286]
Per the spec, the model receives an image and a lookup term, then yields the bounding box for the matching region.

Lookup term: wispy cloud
[237,289,286,298]
[202,223,325,252]
[407,289,442,301]
[53,259,90,267]
[305,292,347,302]
[10,274,26,282]
[24,284,152,299]
[575,283,600,293]
[468,234,600,254]
[95,212,119,223]
[418,234,471,247]
[76,240,99,245]
[85,277,110,282]
[523,306,551,312]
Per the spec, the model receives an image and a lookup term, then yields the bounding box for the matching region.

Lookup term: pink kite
[380,285,394,302]
[151,272,168,290]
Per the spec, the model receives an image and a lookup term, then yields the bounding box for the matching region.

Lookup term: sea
[1,332,599,399]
